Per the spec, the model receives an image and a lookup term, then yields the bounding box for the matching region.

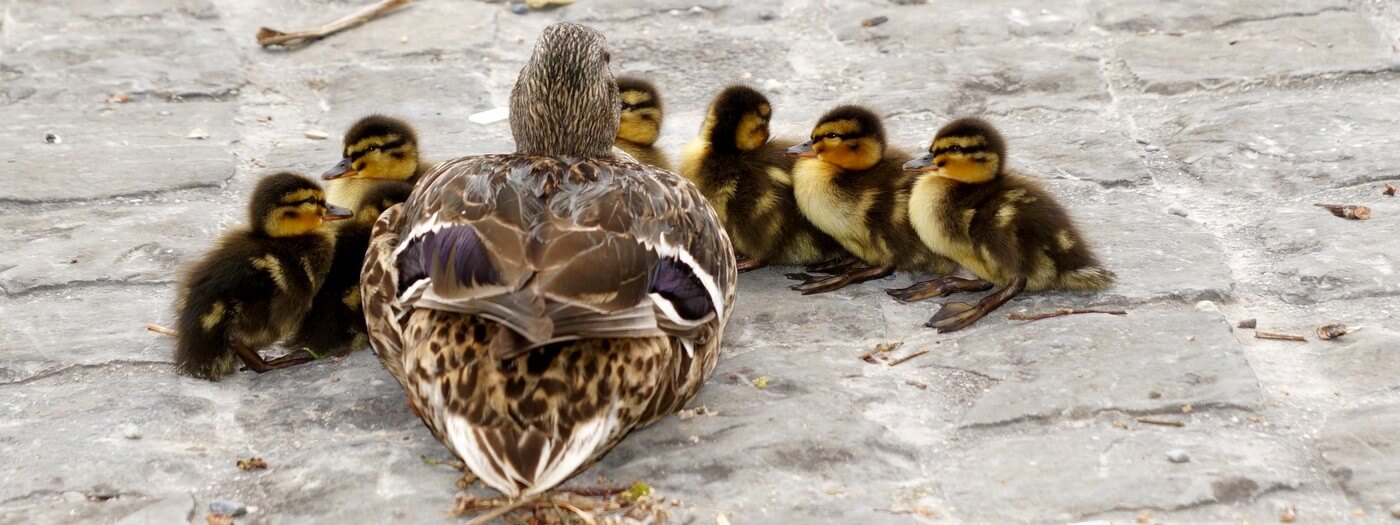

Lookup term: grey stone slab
[0,283,174,381]
[1318,404,1400,509]
[0,26,243,104]
[0,201,217,296]
[948,310,1262,426]
[940,427,1300,521]
[854,44,1110,117]
[318,62,512,156]
[0,103,236,202]
[1313,328,1400,396]
[830,0,1093,49]
[1140,87,1400,195]
[1245,199,1400,304]
[1092,0,1350,32]
[1117,12,1399,94]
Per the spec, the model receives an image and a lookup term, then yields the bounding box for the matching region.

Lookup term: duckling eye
[824,132,839,140]
[603,51,611,64]
[948,145,963,153]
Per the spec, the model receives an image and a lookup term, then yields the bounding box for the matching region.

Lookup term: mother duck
[360,23,736,499]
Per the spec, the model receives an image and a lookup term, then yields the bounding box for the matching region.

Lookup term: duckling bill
[679,85,844,272]
[904,117,1115,332]
[784,105,958,293]
[172,173,351,380]
[614,75,672,171]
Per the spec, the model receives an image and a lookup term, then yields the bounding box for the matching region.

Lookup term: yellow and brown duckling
[784,105,958,293]
[172,173,352,380]
[321,115,431,208]
[285,180,413,357]
[679,85,845,272]
[361,23,735,500]
[904,117,1115,332]
[614,75,672,171]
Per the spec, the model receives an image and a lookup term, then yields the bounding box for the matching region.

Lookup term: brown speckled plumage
[361,23,736,499]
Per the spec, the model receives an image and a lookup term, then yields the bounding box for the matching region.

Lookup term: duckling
[679,85,845,272]
[614,75,672,171]
[904,117,1115,332]
[172,173,352,380]
[321,115,431,208]
[286,180,413,357]
[784,105,958,293]
[361,23,735,500]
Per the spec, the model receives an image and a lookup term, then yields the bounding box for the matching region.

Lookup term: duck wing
[392,154,735,361]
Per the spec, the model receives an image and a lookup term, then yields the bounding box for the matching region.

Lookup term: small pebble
[861,15,889,27]
[399,35,408,43]
[1388,502,1400,518]
[303,130,329,140]
[1194,300,1219,313]
[757,11,776,21]
[158,110,172,116]
[122,423,141,440]
[762,78,784,93]
[1237,318,1257,329]
[1165,449,1190,463]
[45,132,61,144]
[1165,204,1188,217]
[186,128,209,140]
[510,4,527,14]
[1145,144,1160,152]
[689,5,706,14]
[209,500,247,517]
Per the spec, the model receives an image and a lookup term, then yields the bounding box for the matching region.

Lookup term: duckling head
[251,172,352,238]
[700,85,773,154]
[510,23,618,158]
[616,76,664,146]
[322,115,421,182]
[785,105,885,171]
[904,117,1005,184]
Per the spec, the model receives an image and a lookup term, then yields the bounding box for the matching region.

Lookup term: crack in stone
[0,360,172,387]
[0,277,177,298]
[1212,7,1353,30]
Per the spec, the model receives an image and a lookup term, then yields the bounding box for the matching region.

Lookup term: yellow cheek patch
[818,137,881,171]
[342,287,362,310]
[758,103,771,118]
[938,156,997,184]
[814,119,860,137]
[620,90,652,106]
[735,113,767,151]
[200,301,225,331]
[346,135,401,156]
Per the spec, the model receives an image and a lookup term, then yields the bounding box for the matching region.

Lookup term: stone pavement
[2,0,1398,523]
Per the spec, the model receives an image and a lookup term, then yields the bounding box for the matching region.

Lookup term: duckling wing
[393,154,736,360]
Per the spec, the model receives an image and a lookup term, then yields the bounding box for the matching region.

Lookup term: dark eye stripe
[933,145,987,156]
[348,139,408,160]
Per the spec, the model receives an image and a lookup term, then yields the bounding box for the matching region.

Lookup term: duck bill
[320,158,356,180]
[903,153,938,173]
[323,204,353,222]
[785,140,816,158]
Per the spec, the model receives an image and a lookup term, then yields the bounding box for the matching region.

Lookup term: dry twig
[859,341,902,363]
[1135,417,1186,427]
[887,349,929,367]
[1007,308,1128,321]
[1314,203,1371,220]
[147,324,179,337]
[257,0,412,48]
[1255,330,1307,342]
